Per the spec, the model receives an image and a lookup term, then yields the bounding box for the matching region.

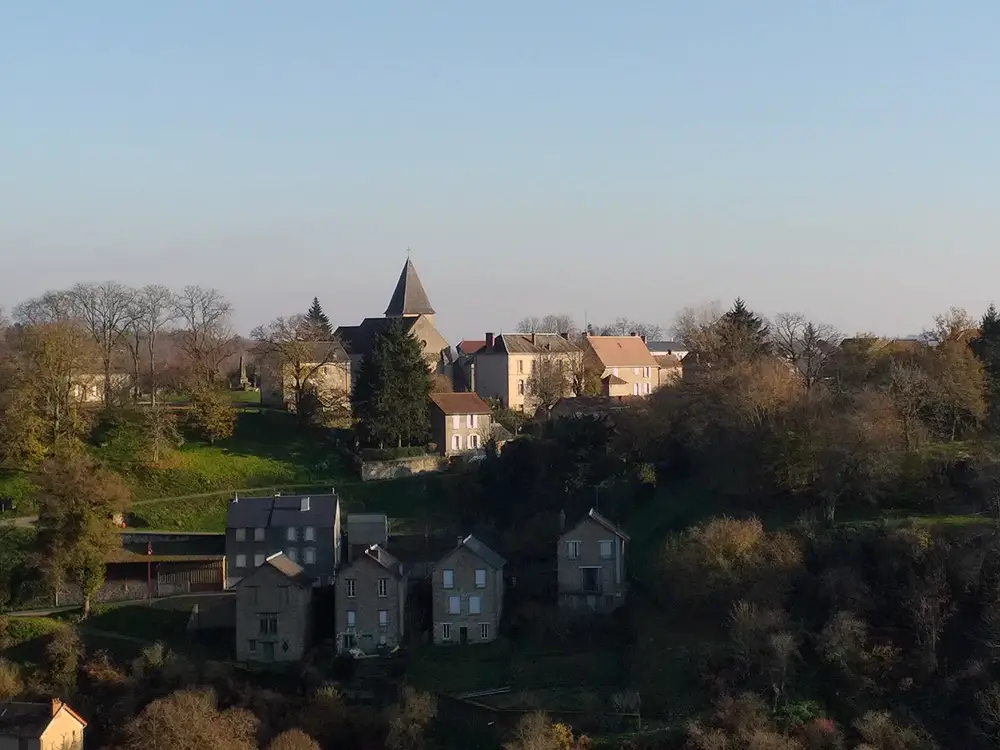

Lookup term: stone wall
[360,454,446,481]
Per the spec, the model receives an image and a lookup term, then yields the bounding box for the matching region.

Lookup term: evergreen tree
[351,320,432,449]
[718,297,772,363]
[305,297,332,339]
[972,303,1000,427]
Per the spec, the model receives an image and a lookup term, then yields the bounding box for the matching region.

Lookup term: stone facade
[429,392,493,456]
[431,538,505,645]
[234,555,313,663]
[334,546,407,654]
[259,355,351,413]
[557,509,629,614]
[359,455,445,481]
[471,333,582,414]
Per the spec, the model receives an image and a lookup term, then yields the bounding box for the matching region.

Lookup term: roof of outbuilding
[226,493,339,529]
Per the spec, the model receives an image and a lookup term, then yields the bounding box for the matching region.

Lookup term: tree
[0,658,22,700]
[172,286,238,388]
[13,290,76,326]
[594,317,663,340]
[516,314,577,335]
[526,354,575,411]
[68,281,137,406]
[972,304,1000,428]
[268,729,320,750]
[251,315,346,416]
[305,297,332,338]
[384,686,437,750]
[120,688,259,750]
[923,338,987,440]
[351,320,432,449]
[674,302,726,358]
[922,306,977,346]
[189,388,237,444]
[718,298,771,364]
[771,313,842,390]
[126,284,177,405]
[34,451,131,616]
[44,627,82,696]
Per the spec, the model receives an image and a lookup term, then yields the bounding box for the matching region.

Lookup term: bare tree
[526,353,574,411]
[251,315,346,415]
[516,314,577,335]
[13,290,76,325]
[68,281,138,406]
[673,302,725,355]
[771,312,842,391]
[173,286,238,388]
[922,306,978,346]
[594,317,663,340]
[126,285,177,405]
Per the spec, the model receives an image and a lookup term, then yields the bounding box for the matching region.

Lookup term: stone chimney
[468,360,476,392]
[558,509,566,533]
[457,535,464,548]
[530,333,536,345]
[640,335,647,344]
[560,332,569,340]
[51,698,62,717]
[486,332,494,349]
[630,331,637,337]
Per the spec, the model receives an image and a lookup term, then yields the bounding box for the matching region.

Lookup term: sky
[3,2,1000,343]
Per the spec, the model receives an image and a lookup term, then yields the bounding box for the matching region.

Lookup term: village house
[234,552,314,663]
[582,333,660,397]
[335,258,451,384]
[346,513,389,562]
[71,371,130,404]
[429,392,492,456]
[558,508,629,613]
[224,493,341,589]
[432,536,505,645]
[334,544,408,654]
[469,332,581,414]
[0,700,87,750]
[258,339,352,413]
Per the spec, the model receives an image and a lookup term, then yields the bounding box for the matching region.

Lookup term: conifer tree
[305,297,332,339]
[719,297,772,363]
[351,320,431,449]
[972,303,1000,427]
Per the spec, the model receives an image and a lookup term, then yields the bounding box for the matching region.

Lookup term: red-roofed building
[429,392,493,456]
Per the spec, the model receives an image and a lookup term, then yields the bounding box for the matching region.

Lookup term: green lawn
[0,471,39,520]
[84,604,190,644]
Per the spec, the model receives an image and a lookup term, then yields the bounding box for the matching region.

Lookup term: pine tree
[351,320,432,449]
[306,297,332,339]
[719,297,772,363]
[972,303,1000,427]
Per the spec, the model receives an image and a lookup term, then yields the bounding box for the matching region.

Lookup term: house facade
[258,340,352,413]
[582,334,660,397]
[471,332,581,414]
[429,392,492,456]
[235,553,314,663]
[0,700,87,750]
[557,508,629,613]
[431,536,505,645]
[334,544,408,654]
[225,493,341,588]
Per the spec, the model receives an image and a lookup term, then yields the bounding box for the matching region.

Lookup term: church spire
[384,255,435,318]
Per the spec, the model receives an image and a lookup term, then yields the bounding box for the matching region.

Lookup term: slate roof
[586,335,659,368]
[566,508,630,541]
[0,701,87,738]
[226,493,339,530]
[262,552,314,587]
[492,333,580,355]
[646,340,686,354]
[334,317,419,357]
[294,340,349,363]
[385,258,435,316]
[455,535,506,570]
[430,392,491,415]
[353,544,405,578]
[347,514,388,547]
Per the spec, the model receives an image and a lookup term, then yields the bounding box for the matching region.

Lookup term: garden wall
[360,454,445,481]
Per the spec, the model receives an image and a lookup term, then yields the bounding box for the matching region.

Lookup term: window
[469,434,479,449]
[644,382,652,395]
[262,642,275,660]
[235,528,246,542]
[304,526,315,541]
[466,414,473,428]
[236,554,247,568]
[566,541,581,560]
[632,383,640,395]
[346,579,356,598]
[377,578,388,597]
[469,595,481,615]
[517,379,525,395]
[472,414,479,428]
[254,527,265,542]
[633,367,640,375]
[254,554,265,567]
[287,527,298,542]
[644,366,651,378]
[286,548,298,563]
[379,610,388,627]
[451,434,461,451]
[304,547,316,564]
[442,623,452,641]
[517,359,524,374]
[442,569,454,588]
[347,610,356,627]
[448,596,460,614]
[248,639,257,653]
[600,540,614,559]
[452,414,460,429]
[480,623,491,640]
[475,569,487,588]
[259,613,277,634]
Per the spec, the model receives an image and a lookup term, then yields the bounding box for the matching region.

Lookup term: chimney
[558,509,566,533]
[640,335,647,344]
[468,360,476,392]
[457,535,464,548]
[486,332,494,349]
[630,331,637,337]
[530,333,536,345]
[300,496,310,512]
[51,699,62,717]
[560,332,569,340]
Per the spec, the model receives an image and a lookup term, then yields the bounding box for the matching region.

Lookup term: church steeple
[384,256,435,318]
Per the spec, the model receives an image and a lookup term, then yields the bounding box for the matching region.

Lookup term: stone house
[335,258,451,384]
[346,513,389,562]
[225,493,341,588]
[470,332,582,414]
[71,372,130,404]
[558,508,629,613]
[0,699,87,750]
[429,392,492,456]
[582,334,660,397]
[258,340,352,413]
[432,536,506,645]
[234,552,314,663]
[334,544,408,654]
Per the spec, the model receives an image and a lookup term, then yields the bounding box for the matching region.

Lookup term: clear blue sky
[3,2,1000,342]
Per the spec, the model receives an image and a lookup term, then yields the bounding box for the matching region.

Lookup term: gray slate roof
[458,535,506,569]
[226,493,339,529]
[335,317,419,357]
[347,514,389,546]
[385,258,435,316]
[569,507,630,541]
[494,333,580,355]
[646,340,686,354]
[0,702,85,738]
[360,544,405,577]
